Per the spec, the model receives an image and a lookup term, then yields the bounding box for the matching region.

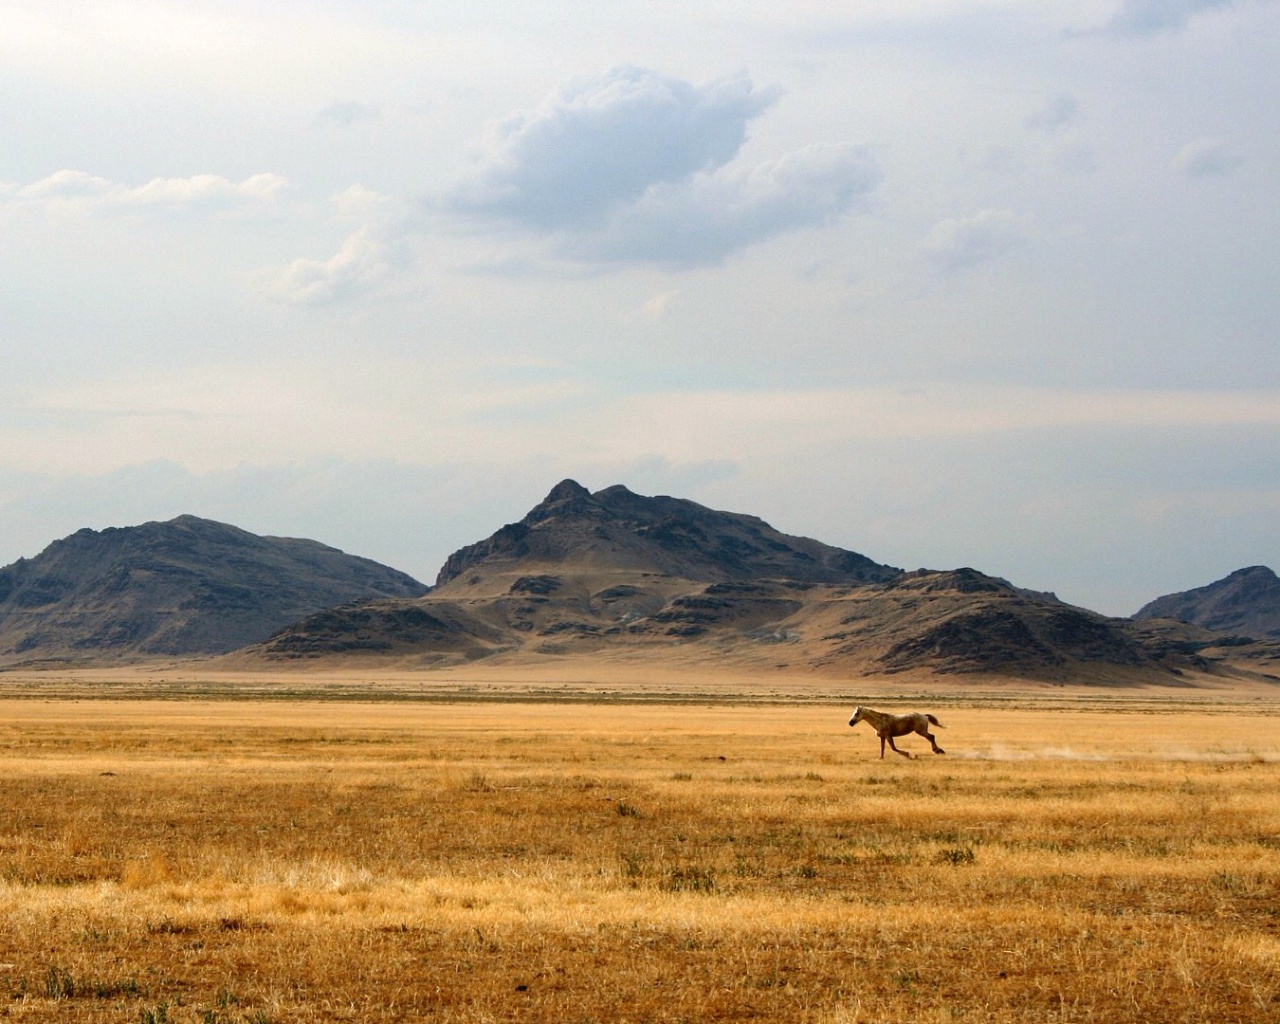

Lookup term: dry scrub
[1,698,1279,1022]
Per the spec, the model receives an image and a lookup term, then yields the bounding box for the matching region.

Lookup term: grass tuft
[44,965,75,1000]
[662,865,717,894]
[138,1001,169,1024]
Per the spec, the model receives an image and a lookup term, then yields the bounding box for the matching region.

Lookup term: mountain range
[245,481,1275,684]
[1,481,1276,684]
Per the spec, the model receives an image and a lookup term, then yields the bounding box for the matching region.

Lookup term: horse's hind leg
[920,728,944,754]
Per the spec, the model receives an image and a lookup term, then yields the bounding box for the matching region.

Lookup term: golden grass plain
[2,684,1280,1023]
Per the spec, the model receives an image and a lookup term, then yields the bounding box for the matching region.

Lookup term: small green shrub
[139,1001,169,1024]
[620,850,646,881]
[45,966,75,1000]
[663,865,716,894]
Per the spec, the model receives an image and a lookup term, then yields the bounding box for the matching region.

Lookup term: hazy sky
[2,0,1277,615]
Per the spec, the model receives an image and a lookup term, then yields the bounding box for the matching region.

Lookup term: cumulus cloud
[440,65,879,266]
[329,183,400,221]
[445,65,779,230]
[922,209,1032,274]
[258,188,420,305]
[574,143,881,265]
[259,227,403,305]
[1172,137,1243,177]
[7,170,286,212]
[1099,0,1248,34]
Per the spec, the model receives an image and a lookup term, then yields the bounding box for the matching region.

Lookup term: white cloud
[441,65,878,266]
[18,170,114,200]
[330,184,398,221]
[254,230,404,308]
[922,209,1032,274]
[258,187,423,306]
[7,170,287,213]
[445,65,780,230]
[1099,0,1251,34]
[575,143,881,265]
[1172,137,1243,177]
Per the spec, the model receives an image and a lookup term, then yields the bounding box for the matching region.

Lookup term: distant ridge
[0,515,428,665]
[1134,566,1280,639]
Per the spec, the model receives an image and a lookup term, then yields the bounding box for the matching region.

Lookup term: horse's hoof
[935,748,945,755]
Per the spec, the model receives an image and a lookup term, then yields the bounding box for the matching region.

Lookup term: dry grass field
[3,686,1280,1023]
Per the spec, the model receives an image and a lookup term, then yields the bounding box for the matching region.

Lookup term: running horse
[848,706,946,759]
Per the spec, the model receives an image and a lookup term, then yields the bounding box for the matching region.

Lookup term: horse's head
[849,706,864,727]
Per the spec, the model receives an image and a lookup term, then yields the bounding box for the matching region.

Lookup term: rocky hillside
[1134,566,1280,639]
[249,483,1198,683]
[435,479,901,590]
[819,569,1159,678]
[9,485,1264,684]
[0,515,428,665]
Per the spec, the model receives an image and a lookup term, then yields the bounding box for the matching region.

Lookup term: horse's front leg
[887,736,912,759]
[879,734,887,759]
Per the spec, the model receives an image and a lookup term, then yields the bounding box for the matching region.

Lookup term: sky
[2,0,1277,616]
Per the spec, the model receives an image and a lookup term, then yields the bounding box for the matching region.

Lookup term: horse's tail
[927,714,945,729]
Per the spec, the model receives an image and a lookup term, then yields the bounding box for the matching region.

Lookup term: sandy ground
[3,653,1280,711]
[3,696,1280,759]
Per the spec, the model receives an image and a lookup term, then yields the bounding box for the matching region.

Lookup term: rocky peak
[525,479,599,526]
[1135,565,1280,638]
[434,480,901,588]
[542,479,592,504]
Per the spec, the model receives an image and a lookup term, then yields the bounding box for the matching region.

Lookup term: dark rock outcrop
[436,479,901,588]
[814,569,1162,679]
